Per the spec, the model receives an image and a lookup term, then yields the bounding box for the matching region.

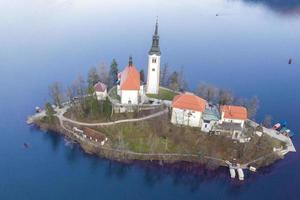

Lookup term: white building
[171,93,207,127]
[119,56,144,105]
[220,105,248,128]
[146,20,161,94]
[94,82,107,100]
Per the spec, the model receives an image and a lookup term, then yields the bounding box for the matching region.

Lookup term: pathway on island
[56,106,169,127]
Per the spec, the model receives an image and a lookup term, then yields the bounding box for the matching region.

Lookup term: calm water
[0,0,300,199]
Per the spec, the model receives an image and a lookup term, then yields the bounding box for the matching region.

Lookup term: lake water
[0,0,300,199]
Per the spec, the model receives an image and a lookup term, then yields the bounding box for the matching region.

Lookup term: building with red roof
[220,105,248,127]
[171,93,208,127]
[94,82,107,100]
[118,56,144,105]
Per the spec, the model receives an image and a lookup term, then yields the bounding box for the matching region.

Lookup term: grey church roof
[149,20,161,56]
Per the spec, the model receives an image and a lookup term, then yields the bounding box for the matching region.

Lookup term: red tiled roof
[220,105,248,120]
[94,82,107,92]
[172,93,207,112]
[120,65,140,90]
[83,127,106,141]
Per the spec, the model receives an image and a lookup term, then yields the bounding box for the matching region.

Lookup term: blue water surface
[0,0,300,199]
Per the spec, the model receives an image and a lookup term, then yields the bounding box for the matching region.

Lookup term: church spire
[149,18,161,56]
[154,18,158,35]
[128,55,133,66]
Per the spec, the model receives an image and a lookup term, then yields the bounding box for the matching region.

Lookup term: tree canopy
[87,67,100,88]
[108,59,119,88]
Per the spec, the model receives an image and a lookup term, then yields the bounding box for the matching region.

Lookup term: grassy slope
[94,114,283,167]
[147,87,178,101]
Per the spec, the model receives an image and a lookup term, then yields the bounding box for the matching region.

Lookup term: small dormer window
[152,58,156,63]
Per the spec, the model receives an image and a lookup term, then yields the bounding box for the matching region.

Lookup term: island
[27,20,296,181]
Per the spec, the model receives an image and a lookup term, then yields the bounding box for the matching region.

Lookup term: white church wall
[171,108,203,127]
[146,54,160,94]
[95,90,107,101]
[121,90,139,105]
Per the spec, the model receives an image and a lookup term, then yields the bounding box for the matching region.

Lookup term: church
[117,20,161,106]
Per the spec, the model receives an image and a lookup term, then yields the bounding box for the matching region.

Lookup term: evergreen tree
[140,69,145,83]
[108,59,119,88]
[87,67,100,87]
[85,86,100,118]
[103,97,112,119]
[45,102,55,122]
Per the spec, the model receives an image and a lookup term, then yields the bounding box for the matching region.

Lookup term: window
[152,58,156,63]
[152,68,155,71]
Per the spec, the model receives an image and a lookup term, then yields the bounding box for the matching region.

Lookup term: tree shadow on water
[28,125,62,152]
[86,154,106,173]
[135,161,231,192]
[143,167,165,188]
[43,131,62,152]
[64,143,81,165]
[104,160,131,180]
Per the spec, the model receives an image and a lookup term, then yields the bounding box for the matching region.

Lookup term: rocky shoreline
[33,117,283,175]
[34,119,222,168]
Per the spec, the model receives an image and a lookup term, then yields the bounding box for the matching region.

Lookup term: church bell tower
[146,19,161,94]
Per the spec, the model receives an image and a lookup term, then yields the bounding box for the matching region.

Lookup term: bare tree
[73,75,87,114]
[66,80,78,105]
[49,82,63,108]
[168,71,180,91]
[206,85,218,102]
[66,86,74,105]
[262,115,272,128]
[98,63,109,85]
[196,84,218,102]
[87,67,100,87]
[234,97,247,106]
[196,84,206,97]
[178,65,188,91]
[217,89,234,105]
[247,96,260,119]
[160,63,169,86]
